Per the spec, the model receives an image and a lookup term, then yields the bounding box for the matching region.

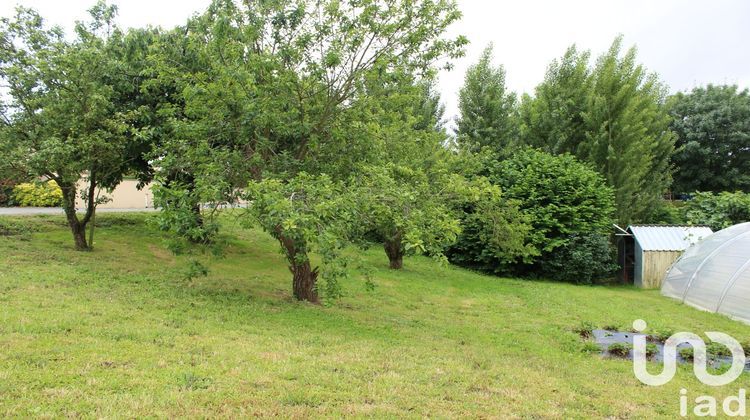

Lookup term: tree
[667,85,750,194]
[581,37,674,223]
[0,3,155,250]
[243,174,356,303]
[456,44,518,154]
[519,45,591,154]
[339,70,461,269]
[519,37,675,224]
[153,0,466,301]
[356,164,461,269]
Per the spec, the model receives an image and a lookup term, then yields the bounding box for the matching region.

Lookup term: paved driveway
[0,207,158,216]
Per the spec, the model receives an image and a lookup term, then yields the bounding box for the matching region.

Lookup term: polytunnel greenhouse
[662,222,750,324]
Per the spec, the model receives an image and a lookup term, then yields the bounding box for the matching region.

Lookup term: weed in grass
[706,341,732,357]
[179,372,212,391]
[607,342,632,358]
[648,328,675,342]
[602,323,620,331]
[679,346,694,361]
[573,321,596,338]
[581,341,601,354]
[184,259,209,281]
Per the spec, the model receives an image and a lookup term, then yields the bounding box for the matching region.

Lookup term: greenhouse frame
[661,222,750,324]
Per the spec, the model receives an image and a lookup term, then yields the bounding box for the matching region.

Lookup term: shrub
[12,181,63,207]
[459,149,616,279]
[645,343,659,359]
[491,149,615,250]
[540,233,618,284]
[683,191,750,231]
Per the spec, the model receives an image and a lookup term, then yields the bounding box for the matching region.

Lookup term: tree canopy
[455,44,517,154]
[667,85,750,194]
[0,2,157,249]
[520,37,675,224]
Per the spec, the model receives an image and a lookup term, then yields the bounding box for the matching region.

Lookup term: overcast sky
[3,0,749,121]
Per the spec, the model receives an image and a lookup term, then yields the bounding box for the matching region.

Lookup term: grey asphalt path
[0,207,159,216]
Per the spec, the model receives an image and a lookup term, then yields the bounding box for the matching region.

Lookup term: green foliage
[647,200,686,224]
[683,191,750,231]
[183,259,210,281]
[706,342,732,358]
[520,37,675,224]
[645,343,658,359]
[446,174,535,273]
[153,183,219,244]
[540,233,617,284]
[679,346,694,361]
[580,341,601,354]
[520,45,591,155]
[607,342,632,358]
[242,173,358,301]
[0,179,15,206]
[178,372,212,391]
[12,181,63,207]
[0,2,160,249]
[668,85,750,194]
[456,44,518,154]
[573,321,597,339]
[356,164,461,267]
[487,149,615,275]
[648,328,675,343]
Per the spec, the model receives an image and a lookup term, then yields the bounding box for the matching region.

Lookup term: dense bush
[449,149,617,281]
[683,191,750,231]
[12,181,64,207]
[539,233,618,284]
[491,149,616,254]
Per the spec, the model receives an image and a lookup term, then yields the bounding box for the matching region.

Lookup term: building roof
[627,225,713,251]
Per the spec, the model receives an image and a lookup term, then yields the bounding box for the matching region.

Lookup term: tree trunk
[60,183,90,251]
[291,260,319,303]
[189,202,207,244]
[278,231,319,303]
[384,236,404,269]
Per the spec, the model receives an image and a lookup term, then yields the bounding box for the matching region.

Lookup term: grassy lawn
[1,213,749,418]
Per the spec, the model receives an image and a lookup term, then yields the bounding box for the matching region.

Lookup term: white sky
[3,0,749,122]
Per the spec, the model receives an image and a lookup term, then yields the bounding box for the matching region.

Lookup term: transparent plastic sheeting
[662,222,750,324]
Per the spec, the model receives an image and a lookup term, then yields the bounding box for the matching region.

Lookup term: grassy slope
[1,213,749,418]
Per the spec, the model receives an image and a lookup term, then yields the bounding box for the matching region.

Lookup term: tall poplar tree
[520,37,675,223]
[456,44,518,154]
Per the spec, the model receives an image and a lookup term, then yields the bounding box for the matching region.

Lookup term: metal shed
[617,225,713,289]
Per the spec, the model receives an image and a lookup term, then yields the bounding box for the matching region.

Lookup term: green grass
[1,213,749,418]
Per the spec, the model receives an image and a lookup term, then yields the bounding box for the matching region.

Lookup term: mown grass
[1,213,749,418]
